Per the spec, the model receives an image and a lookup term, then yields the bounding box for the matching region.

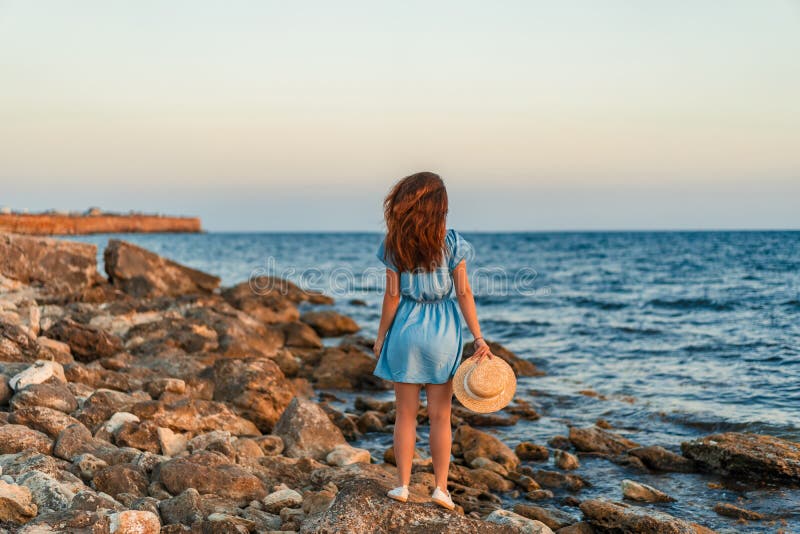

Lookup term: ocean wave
[648,297,734,312]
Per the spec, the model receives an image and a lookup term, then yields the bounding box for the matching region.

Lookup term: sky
[1,1,798,231]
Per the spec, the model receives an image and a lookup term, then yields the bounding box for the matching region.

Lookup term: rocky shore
[1,231,798,533]
[0,210,201,235]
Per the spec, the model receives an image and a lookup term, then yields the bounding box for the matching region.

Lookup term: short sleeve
[447,229,474,271]
[376,237,399,272]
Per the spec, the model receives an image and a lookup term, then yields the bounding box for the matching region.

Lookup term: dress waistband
[401,294,450,304]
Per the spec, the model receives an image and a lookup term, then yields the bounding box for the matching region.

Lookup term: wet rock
[621,479,675,503]
[681,432,800,484]
[92,464,149,499]
[274,398,346,461]
[8,406,83,439]
[10,381,78,413]
[526,489,555,501]
[485,509,555,533]
[356,411,384,433]
[462,340,544,377]
[454,425,520,471]
[301,476,514,533]
[505,470,540,492]
[213,357,295,433]
[0,424,53,454]
[326,443,371,466]
[548,435,571,450]
[45,319,123,362]
[104,239,220,298]
[311,346,389,390]
[158,450,267,506]
[516,442,549,462]
[469,457,509,477]
[713,502,764,521]
[8,360,66,390]
[554,450,580,471]
[579,499,713,534]
[568,426,639,455]
[532,470,588,492]
[0,232,97,297]
[628,445,697,473]
[300,310,360,337]
[262,488,303,513]
[513,503,579,530]
[108,509,161,533]
[555,523,595,534]
[0,479,37,523]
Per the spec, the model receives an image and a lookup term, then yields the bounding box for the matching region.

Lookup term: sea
[66,230,800,533]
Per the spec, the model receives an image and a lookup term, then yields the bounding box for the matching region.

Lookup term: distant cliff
[0,211,202,235]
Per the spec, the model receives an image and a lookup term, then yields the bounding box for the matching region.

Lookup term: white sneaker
[431,487,454,510]
[387,485,409,503]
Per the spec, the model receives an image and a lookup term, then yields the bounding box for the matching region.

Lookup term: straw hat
[453,356,516,413]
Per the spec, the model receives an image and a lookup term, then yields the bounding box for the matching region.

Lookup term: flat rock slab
[681,432,800,484]
[580,499,715,534]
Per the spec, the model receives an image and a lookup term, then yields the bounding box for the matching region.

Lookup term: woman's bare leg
[393,382,421,487]
[425,379,454,491]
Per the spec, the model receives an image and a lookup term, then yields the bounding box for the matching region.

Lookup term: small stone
[9,360,66,391]
[157,426,188,457]
[326,443,371,466]
[516,442,549,462]
[554,449,580,470]
[262,488,303,513]
[108,509,161,533]
[526,489,555,501]
[621,479,675,503]
[713,502,764,521]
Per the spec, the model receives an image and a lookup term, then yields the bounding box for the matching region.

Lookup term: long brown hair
[382,171,448,272]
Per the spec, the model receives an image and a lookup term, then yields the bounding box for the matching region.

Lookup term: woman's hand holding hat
[471,337,494,363]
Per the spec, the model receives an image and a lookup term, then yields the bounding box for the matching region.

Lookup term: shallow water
[68,230,800,532]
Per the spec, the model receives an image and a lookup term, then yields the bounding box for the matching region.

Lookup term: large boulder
[681,432,800,484]
[579,499,714,534]
[627,445,696,473]
[0,424,53,455]
[461,340,544,377]
[104,239,220,298]
[0,232,97,297]
[311,346,389,390]
[300,476,517,534]
[158,450,267,506]
[274,398,346,461]
[568,426,639,455]
[131,398,260,436]
[453,425,519,471]
[213,358,295,433]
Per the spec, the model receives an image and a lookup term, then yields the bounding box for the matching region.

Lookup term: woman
[372,171,494,510]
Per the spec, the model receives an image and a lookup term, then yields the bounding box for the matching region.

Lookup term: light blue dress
[373,229,474,384]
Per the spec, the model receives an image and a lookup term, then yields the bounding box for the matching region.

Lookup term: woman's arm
[373,268,401,357]
[453,260,494,362]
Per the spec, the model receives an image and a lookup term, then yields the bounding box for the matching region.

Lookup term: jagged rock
[157,427,188,457]
[485,509,555,533]
[252,435,284,456]
[621,479,675,503]
[8,360,66,390]
[10,381,78,413]
[8,406,83,439]
[0,450,70,481]
[531,470,588,492]
[300,310,360,337]
[681,432,800,484]
[104,239,220,298]
[159,487,203,525]
[108,510,161,533]
[516,442,549,462]
[36,336,74,363]
[0,232,97,297]
[45,319,123,362]
[212,357,295,433]
[92,464,149,499]
[262,488,303,513]
[326,444,371,466]
[0,424,53,454]
[568,426,639,455]
[0,480,37,523]
[713,502,763,521]
[158,450,267,506]
[301,476,516,533]
[274,398,347,461]
[628,446,696,473]
[0,321,41,362]
[554,450,580,471]
[579,499,714,534]
[115,421,162,454]
[130,398,260,436]
[462,340,544,377]
[454,425,519,471]
[17,470,78,513]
